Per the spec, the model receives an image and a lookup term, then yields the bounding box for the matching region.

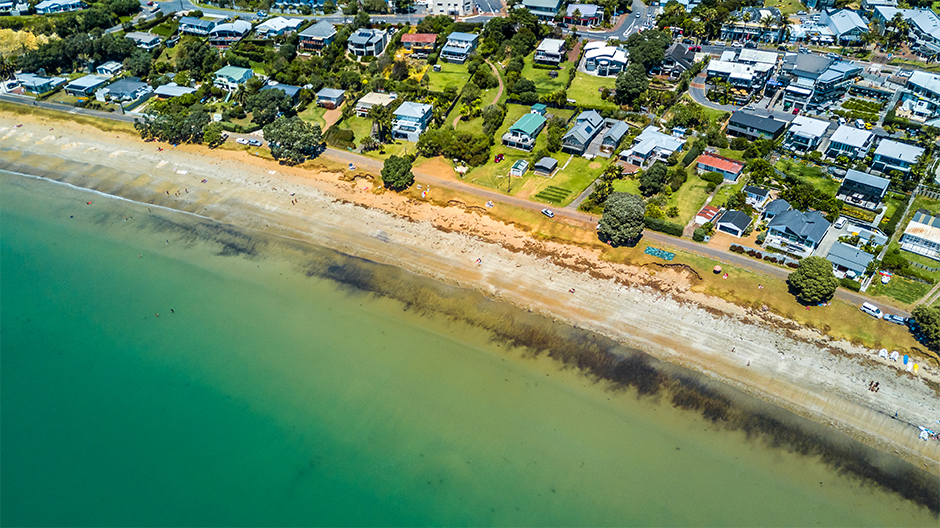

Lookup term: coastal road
[0,94,907,316]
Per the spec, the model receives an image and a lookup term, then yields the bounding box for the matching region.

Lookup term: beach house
[356,92,396,117]
[534,39,566,65]
[34,0,83,14]
[315,88,345,109]
[762,198,791,221]
[502,112,547,151]
[836,169,889,210]
[440,32,478,63]
[96,61,123,77]
[254,17,303,38]
[599,121,629,155]
[826,124,874,160]
[154,82,197,98]
[348,28,389,57]
[715,210,753,238]
[15,73,66,94]
[209,20,252,48]
[178,17,217,37]
[726,111,787,141]
[64,75,110,97]
[583,41,628,77]
[826,242,874,278]
[125,32,162,51]
[901,209,940,261]
[521,0,563,20]
[783,115,830,153]
[299,20,337,53]
[765,209,831,257]
[620,126,684,167]
[260,83,302,106]
[695,152,745,181]
[401,33,437,58]
[871,139,924,176]
[392,101,433,142]
[561,110,604,154]
[213,65,254,91]
[744,185,771,208]
[97,77,152,101]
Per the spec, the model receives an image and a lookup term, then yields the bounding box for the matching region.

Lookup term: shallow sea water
[1,171,936,526]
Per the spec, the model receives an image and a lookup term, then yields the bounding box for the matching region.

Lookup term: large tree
[788,256,838,303]
[615,63,649,106]
[598,192,645,246]
[263,116,323,165]
[912,305,940,346]
[639,161,667,196]
[381,155,415,191]
[246,88,294,126]
[625,29,670,70]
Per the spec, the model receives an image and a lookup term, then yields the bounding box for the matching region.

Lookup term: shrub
[786,262,799,269]
[643,217,684,237]
[701,171,725,185]
[693,228,705,242]
[840,278,861,291]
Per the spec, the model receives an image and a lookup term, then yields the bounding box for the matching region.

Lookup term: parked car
[541,208,555,218]
[256,10,267,17]
[247,139,263,147]
[797,10,807,15]
[635,12,641,17]
[236,137,249,145]
[834,217,846,229]
[778,44,788,51]
[861,302,883,319]
[792,108,800,115]
[744,41,757,49]
[827,52,841,60]
[884,314,907,325]
[732,41,743,47]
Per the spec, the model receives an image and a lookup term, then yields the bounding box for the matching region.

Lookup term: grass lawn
[878,193,905,229]
[463,104,584,196]
[681,94,730,126]
[567,71,617,109]
[666,171,712,225]
[335,116,374,147]
[151,20,179,38]
[763,0,805,15]
[454,115,484,134]
[717,148,746,161]
[710,180,745,208]
[612,178,641,194]
[520,52,574,95]
[298,105,328,128]
[521,156,606,207]
[427,62,472,93]
[887,58,940,73]
[774,159,840,196]
[867,276,933,307]
[362,141,415,162]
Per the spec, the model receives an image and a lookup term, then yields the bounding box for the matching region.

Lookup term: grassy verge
[886,58,940,73]
[567,71,618,109]
[717,148,746,161]
[298,105,328,128]
[775,158,840,196]
[520,52,574,95]
[710,181,745,208]
[426,61,472,93]
[762,0,805,15]
[867,276,933,307]
[0,102,137,134]
[666,171,712,225]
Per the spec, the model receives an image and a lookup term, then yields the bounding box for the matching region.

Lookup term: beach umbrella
[713,265,722,273]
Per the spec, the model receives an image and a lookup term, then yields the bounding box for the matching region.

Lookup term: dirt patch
[589,162,602,169]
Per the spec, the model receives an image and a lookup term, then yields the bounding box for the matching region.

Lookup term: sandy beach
[1,113,938,477]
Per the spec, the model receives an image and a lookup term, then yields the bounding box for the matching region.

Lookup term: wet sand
[0,114,938,480]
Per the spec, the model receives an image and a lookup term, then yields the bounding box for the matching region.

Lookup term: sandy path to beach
[1,116,938,475]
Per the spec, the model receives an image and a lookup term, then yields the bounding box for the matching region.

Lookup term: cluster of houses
[694,168,895,280]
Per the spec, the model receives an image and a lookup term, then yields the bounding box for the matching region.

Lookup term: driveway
[689,75,736,113]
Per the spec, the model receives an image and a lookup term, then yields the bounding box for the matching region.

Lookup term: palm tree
[0,55,15,81]
[232,84,248,106]
[760,15,774,43]
[367,104,393,143]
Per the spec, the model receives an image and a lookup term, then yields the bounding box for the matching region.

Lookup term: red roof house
[695,152,745,182]
[695,205,720,225]
[402,33,437,56]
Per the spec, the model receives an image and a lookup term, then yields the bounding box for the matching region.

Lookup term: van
[855,118,866,129]
[861,302,883,319]
[838,116,846,125]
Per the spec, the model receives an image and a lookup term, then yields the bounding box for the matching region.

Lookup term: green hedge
[681,145,702,167]
[840,278,862,291]
[644,217,684,237]
[882,193,912,236]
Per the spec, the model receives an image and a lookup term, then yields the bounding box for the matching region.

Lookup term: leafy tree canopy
[598,192,646,245]
[639,161,667,196]
[263,116,323,165]
[615,63,648,106]
[912,305,940,347]
[381,155,415,191]
[788,256,838,303]
[246,88,294,126]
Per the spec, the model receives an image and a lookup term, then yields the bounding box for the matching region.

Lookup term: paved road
[474,0,503,16]
[158,0,484,24]
[0,93,907,315]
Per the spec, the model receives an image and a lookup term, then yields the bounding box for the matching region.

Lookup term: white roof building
[255,17,303,37]
[736,48,778,65]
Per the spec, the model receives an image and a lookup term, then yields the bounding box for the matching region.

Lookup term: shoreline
[1,116,938,477]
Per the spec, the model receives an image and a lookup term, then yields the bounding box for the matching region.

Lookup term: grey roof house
[348,28,388,57]
[440,32,478,64]
[600,121,629,155]
[561,110,604,154]
[716,210,753,237]
[534,156,558,176]
[64,75,110,96]
[726,111,787,140]
[98,77,151,101]
[621,126,684,167]
[392,101,433,142]
[315,87,345,109]
[826,124,874,160]
[261,83,302,105]
[836,169,889,211]
[125,32,161,51]
[15,73,66,94]
[762,198,791,221]
[154,82,197,98]
[743,185,770,208]
[765,209,831,257]
[826,242,874,278]
[871,139,924,175]
[179,17,217,37]
[96,61,122,77]
[299,20,337,53]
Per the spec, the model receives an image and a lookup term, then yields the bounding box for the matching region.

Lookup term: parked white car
[235,138,249,145]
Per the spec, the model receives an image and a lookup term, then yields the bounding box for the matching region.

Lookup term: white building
[583,41,628,77]
[871,139,924,175]
[34,0,83,14]
[901,209,940,261]
[826,124,874,160]
[431,0,473,16]
[255,17,303,38]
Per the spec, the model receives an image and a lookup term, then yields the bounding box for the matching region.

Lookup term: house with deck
[179,17,217,37]
[535,39,566,65]
[621,126,684,167]
[125,32,162,51]
[392,101,433,142]
[561,110,604,154]
[96,61,123,77]
[871,139,924,176]
[440,32,478,63]
[315,87,344,109]
[600,121,629,155]
[64,75,109,96]
[348,28,389,57]
[299,20,337,53]
[209,20,252,47]
[401,33,437,58]
[213,65,253,91]
[34,0,82,14]
[726,111,786,141]
[901,209,940,261]
[695,152,745,181]
[825,124,873,160]
[783,115,830,153]
[97,77,151,101]
[255,17,303,38]
[836,169,889,210]
[16,73,66,94]
[765,209,831,257]
[744,185,770,208]
[826,242,874,278]
[502,113,547,151]
[356,92,396,117]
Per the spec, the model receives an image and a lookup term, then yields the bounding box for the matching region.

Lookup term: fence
[915,186,940,200]
[909,261,940,273]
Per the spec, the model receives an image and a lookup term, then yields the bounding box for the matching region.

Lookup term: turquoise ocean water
[1,170,936,526]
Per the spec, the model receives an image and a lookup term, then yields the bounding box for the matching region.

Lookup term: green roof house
[213,65,254,91]
[501,113,547,151]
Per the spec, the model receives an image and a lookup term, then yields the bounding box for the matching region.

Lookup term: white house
[34,0,83,14]
[255,17,303,38]
[534,39,566,65]
[356,91,396,117]
[583,41,628,77]
[872,139,925,175]
[392,101,433,142]
[901,209,940,261]
[95,61,123,77]
[348,28,389,57]
[431,0,473,16]
[620,126,684,167]
[783,115,830,153]
[826,124,873,159]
